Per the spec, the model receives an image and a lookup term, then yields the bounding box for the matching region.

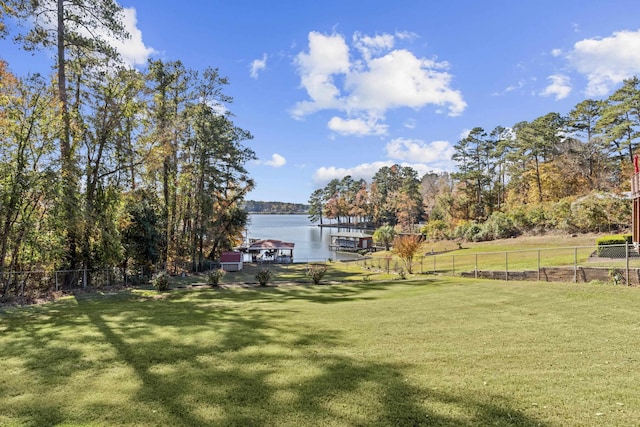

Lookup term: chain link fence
[3,243,636,303]
[0,268,127,304]
[352,243,640,285]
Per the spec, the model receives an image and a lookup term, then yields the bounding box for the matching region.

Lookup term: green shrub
[453,220,472,240]
[596,235,631,246]
[596,235,631,257]
[151,271,170,292]
[464,223,484,242]
[609,268,625,285]
[551,198,575,231]
[421,219,450,240]
[255,268,273,286]
[206,269,225,286]
[306,264,327,285]
[571,192,632,233]
[483,212,519,240]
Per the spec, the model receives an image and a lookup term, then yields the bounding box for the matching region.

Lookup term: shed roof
[221,252,242,262]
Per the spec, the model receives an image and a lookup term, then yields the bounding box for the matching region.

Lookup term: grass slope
[1,278,639,426]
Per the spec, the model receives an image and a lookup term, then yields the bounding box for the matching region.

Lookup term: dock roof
[330,232,372,239]
[247,239,295,250]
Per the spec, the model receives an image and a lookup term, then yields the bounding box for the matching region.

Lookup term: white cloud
[551,48,562,57]
[492,79,526,96]
[291,32,350,118]
[353,32,395,61]
[250,53,268,79]
[395,31,419,41]
[40,6,155,68]
[291,30,466,131]
[109,8,156,68]
[385,138,455,164]
[403,118,416,129]
[459,128,472,139]
[568,29,640,96]
[328,116,388,136]
[263,153,286,168]
[345,49,465,115]
[312,137,455,186]
[313,160,445,187]
[540,74,572,100]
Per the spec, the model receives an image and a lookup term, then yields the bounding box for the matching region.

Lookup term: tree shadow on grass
[213,278,447,306]
[1,288,550,427]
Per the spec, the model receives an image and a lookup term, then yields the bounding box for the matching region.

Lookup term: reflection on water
[246,214,366,262]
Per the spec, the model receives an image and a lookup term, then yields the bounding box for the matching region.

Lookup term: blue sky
[3,0,640,203]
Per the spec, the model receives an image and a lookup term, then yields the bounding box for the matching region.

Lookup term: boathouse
[329,232,373,251]
[244,239,295,263]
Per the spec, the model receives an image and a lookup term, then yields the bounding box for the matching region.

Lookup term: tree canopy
[0,13,256,281]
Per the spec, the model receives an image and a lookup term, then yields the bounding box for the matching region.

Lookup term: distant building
[220,251,243,272]
[329,232,373,251]
[242,239,295,263]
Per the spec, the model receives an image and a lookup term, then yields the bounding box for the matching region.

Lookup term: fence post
[574,247,578,283]
[433,255,436,274]
[537,249,541,281]
[20,274,24,300]
[626,243,630,286]
[505,252,508,281]
[452,255,455,275]
[475,253,478,279]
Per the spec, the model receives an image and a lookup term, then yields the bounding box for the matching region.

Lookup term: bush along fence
[380,243,640,286]
[3,243,638,303]
[0,268,127,304]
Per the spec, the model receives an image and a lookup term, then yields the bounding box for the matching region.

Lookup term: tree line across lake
[243,201,310,214]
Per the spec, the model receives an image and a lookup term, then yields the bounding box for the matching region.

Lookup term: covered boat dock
[329,232,374,252]
[240,239,295,263]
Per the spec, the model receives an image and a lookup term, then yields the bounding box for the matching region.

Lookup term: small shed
[330,232,373,251]
[220,251,243,272]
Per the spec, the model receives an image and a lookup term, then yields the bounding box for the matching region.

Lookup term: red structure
[220,251,243,271]
[633,155,640,245]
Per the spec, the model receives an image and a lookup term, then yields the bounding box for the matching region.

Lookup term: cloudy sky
[3,0,640,203]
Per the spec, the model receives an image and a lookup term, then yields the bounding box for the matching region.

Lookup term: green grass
[175,262,400,287]
[1,278,639,426]
[382,232,640,274]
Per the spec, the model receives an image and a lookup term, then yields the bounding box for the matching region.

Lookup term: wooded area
[2,1,639,295]
[243,200,310,214]
[0,1,255,292]
[308,78,640,240]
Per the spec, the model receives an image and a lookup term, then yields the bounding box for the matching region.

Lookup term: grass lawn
[1,277,639,426]
[363,232,640,274]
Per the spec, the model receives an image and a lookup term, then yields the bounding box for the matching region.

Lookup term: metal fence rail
[1,268,124,303]
[350,243,639,285]
[2,244,636,303]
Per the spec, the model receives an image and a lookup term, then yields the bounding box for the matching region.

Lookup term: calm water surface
[246,214,364,262]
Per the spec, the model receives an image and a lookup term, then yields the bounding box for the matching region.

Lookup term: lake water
[246,214,365,262]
